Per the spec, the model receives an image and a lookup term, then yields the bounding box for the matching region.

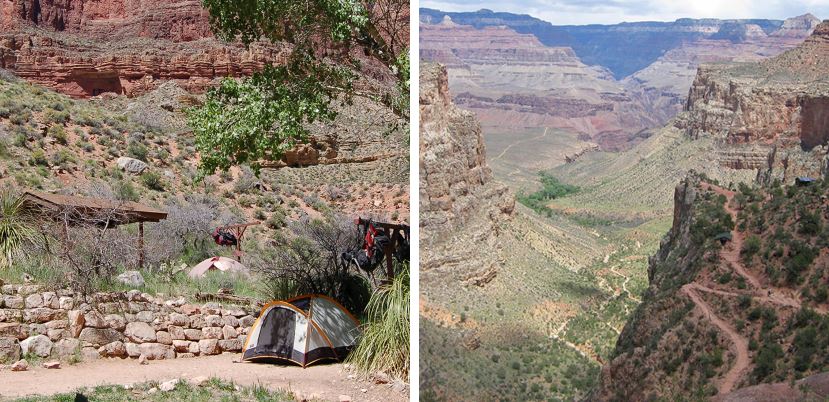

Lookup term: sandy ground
[0,353,408,401]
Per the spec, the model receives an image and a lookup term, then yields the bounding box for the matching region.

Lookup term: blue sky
[421,0,829,25]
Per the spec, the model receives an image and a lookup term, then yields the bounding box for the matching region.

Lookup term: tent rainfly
[188,256,246,278]
[242,295,362,367]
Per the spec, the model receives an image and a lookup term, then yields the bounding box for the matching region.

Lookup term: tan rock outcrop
[675,20,829,184]
[420,63,513,284]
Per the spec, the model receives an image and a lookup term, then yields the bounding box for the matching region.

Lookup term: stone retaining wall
[0,284,258,364]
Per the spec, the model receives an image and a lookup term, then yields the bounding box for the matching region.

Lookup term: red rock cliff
[0,0,289,97]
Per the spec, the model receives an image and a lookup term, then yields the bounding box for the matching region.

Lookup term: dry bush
[36,204,139,293]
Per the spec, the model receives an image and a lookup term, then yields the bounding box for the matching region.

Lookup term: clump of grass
[347,263,410,380]
[0,191,40,268]
[12,377,298,401]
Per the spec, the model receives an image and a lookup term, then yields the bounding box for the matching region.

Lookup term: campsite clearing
[0,354,406,401]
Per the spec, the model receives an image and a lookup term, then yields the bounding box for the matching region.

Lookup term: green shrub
[127,140,149,162]
[44,108,70,125]
[115,180,140,202]
[29,149,48,166]
[48,124,68,145]
[742,235,761,258]
[140,171,166,191]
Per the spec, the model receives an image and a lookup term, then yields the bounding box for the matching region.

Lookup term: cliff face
[0,0,212,41]
[420,18,658,151]
[0,0,289,97]
[419,63,513,283]
[421,14,814,152]
[676,20,829,183]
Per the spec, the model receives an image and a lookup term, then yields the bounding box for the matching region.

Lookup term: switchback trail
[705,184,820,312]
[682,283,749,395]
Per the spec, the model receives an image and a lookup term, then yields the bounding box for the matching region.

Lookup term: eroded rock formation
[420,63,513,284]
[0,0,290,97]
[676,20,829,183]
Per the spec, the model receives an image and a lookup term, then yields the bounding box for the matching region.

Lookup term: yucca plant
[346,263,410,380]
[0,191,38,268]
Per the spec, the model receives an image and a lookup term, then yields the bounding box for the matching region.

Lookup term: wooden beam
[138,222,144,270]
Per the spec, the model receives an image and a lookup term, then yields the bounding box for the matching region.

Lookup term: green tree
[189,0,409,175]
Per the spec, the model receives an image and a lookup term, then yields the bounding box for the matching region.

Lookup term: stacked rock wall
[0,284,257,364]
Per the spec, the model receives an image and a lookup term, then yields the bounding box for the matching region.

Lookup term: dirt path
[682,283,749,395]
[492,127,548,162]
[706,184,816,311]
[0,354,406,402]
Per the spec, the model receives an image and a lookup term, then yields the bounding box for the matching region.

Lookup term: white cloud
[421,0,829,25]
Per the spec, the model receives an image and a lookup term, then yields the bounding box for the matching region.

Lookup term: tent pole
[138,222,144,269]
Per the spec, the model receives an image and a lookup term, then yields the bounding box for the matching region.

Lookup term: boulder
[78,328,123,346]
[188,314,206,328]
[198,339,219,355]
[221,325,237,340]
[172,340,191,353]
[201,327,222,339]
[222,308,247,318]
[125,342,141,358]
[184,329,202,341]
[169,313,189,327]
[3,296,23,309]
[187,341,200,355]
[136,311,155,323]
[138,343,175,360]
[116,157,149,174]
[42,360,60,369]
[138,354,149,365]
[81,347,100,361]
[159,379,180,392]
[0,337,20,363]
[201,302,221,315]
[0,323,28,340]
[10,359,28,371]
[24,308,65,323]
[204,315,223,327]
[156,331,172,345]
[47,328,66,341]
[99,341,127,358]
[24,293,43,309]
[167,325,185,340]
[68,310,84,337]
[179,304,200,315]
[83,311,107,329]
[21,334,53,357]
[222,315,239,327]
[58,296,74,310]
[239,315,255,327]
[44,320,67,330]
[218,339,242,352]
[53,338,81,357]
[117,271,145,288]
[104,314,127,331]
[42,292,58,309]
[0,309,22,322]
[125,322,156,343]
[176,352,195,358]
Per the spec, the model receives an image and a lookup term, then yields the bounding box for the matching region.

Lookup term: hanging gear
[392,227,410,263]
[212,227,238,246]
